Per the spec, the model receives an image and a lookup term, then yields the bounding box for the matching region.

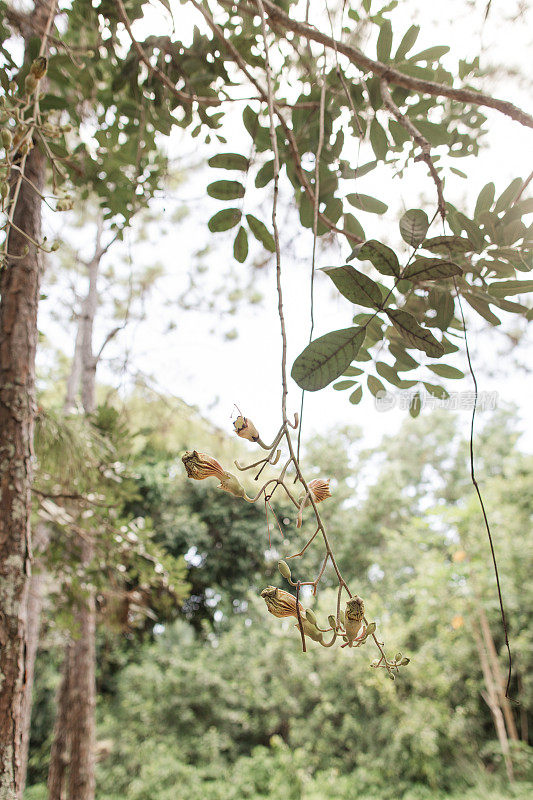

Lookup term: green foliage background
[25,403,533,799]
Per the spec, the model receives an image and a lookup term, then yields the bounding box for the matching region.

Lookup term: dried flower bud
[30,57,48,80]
[305,608,317,626]
[400,657,410,666]
[24,74,38,95]
[182,450,227,481]
[395,652,403,662]
[260,586,304,619]
[50,241,60,252]
[296,479,331,527]
[328,614,336,628]
[343,596,365,646]
[278,560,292,580]
[217,471,246,498]
[296,616,323,643]
[1,129,12,149]
[233,414,260,442]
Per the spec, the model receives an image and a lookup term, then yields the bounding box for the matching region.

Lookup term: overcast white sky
[38,0,533,451]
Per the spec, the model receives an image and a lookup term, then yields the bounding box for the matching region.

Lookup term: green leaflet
[208,208,242,232]
[321,265,383,309]
[207,181,245,200]
[291,327,365,391]
[347,193,388,215]
[246,214,275,252]
[354,239,400,277]
[208,153,249,171]
[403,258,462,281]
[233,227,248,263]
[386,309,444,357]
[399,209,429,246]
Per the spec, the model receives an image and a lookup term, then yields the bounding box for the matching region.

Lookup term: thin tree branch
[254,0,533,129]
[380,78,446,219]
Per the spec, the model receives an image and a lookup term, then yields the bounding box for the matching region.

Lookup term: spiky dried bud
[233,414,260,442]
[260,586,304,619]
[217,471,246,498]
[182,450,227,481]
[278,560,292,580]
[30,57,48,80]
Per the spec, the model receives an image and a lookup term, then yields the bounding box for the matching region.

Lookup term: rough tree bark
[19,522,50,798]
[0,5,53,796]
[47,644,72,800]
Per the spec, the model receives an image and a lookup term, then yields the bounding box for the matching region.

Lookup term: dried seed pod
[328,614,337,629]
[400,657,410,666]
[296,478,332,527]
[260,586,304,619]
[181,450,227,481]
[278,560,292,580]
[343,596,365,646]
[233,414,260,442]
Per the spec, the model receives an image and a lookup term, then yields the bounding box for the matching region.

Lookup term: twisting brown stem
[380,79,446,219]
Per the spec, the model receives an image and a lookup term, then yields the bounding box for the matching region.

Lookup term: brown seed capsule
[296,479,332,528]
[260,586,304,619]
[233,415,260,442]
[343,596,365,646]
[181,450,227,481]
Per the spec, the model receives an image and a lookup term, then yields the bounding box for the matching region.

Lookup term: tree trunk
[472,622,515,783]
[47,644,72,800]
[477,604,519,742]
[19,522,50,798]
[67,550,96,800]
[0,4,52,794]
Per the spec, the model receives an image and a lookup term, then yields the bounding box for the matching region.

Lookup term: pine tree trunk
[0,1,50,788]
[19,522,50,798]
[67,545,96,800]
[47,644,72,800]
